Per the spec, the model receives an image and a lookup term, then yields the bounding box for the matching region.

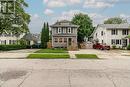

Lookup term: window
[111,29,118,35]
[122,30,129,35]
[56,28,58,33]
[101,31,103,36]
[68,28,71,33]
[64,38,67,43]
[102,40,104,44]
[58,28,61,33]
[111,39,122,45]
[116,40,119,45]
[59,38,62,43]
[111,39,115,45]
[54,38,58,43]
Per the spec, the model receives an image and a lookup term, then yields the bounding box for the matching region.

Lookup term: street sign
[0,0,15,14]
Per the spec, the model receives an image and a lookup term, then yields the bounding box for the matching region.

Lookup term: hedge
[0,45,26,51]
[127,44,130,50]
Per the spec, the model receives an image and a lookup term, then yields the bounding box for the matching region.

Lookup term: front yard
[28,53,70,59]
[28,48,70,59]
[35,48,68,53]
[75,54,99,59]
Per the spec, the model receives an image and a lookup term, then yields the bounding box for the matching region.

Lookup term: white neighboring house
[93,24,130,48]
[0,33,25,45]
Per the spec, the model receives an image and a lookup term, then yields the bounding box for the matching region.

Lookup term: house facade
[0,33,25,45]
[93,24,130,48]
[50,20,79,49]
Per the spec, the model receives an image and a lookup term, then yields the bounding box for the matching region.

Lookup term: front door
[68,38,72,46]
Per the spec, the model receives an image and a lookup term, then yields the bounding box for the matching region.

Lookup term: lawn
[75,54,99,59]
[28,53,70,59]
[35,48,68,53]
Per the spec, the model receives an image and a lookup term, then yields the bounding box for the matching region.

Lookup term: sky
[25,0,130,33]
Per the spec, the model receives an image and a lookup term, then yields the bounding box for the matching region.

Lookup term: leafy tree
[72,13,94,43]
[0,0,30,34]
[104,17,127,24]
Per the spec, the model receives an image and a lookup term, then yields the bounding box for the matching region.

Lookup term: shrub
[127,44,130,50]
[0,45,26,51]
[112,45,116,49]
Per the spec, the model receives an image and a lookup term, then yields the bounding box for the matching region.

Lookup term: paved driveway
[0,49,39,59]
[0,59,130,87]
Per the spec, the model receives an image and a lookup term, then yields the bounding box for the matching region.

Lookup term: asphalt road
[0,59,130,87]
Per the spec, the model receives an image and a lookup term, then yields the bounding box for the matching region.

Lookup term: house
[50,20,79,49]
[0,33,25,45]
[93,24,130,48]
[23,33,41,46]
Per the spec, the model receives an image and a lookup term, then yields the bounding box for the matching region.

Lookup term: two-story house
[93,24,130,48]
[50,20,79,49]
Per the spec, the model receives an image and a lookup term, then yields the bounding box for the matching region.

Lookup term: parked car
[93,43,110,50]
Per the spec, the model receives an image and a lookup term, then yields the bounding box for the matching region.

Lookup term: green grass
[35,48,68,53]
[27,53,70,59]
[75,54,99,59]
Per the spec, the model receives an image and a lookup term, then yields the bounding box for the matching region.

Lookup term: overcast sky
[25,0,130,33]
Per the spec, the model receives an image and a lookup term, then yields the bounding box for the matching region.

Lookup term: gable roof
[98,24,130,29]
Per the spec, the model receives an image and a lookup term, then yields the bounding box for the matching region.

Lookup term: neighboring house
[0,33,25,45]
[93,24,130,48]
[22,33,41,45]
[0,33,41,45]
[50,20,79,48]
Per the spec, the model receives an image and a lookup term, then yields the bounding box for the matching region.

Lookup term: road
[0,58,130,87]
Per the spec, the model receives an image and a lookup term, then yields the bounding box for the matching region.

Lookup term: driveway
[0,49,39,59]
[69,49,130,59]
[0,59,130,87]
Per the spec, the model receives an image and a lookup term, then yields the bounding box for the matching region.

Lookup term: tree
[0,0,30,34]
[104,17,127,24]
[41,22,49,48]
[46,22,49,42]
[72,13,94,43]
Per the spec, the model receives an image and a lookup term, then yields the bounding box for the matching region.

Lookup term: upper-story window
[111,29,118,35]
[58,28,61,33]
[68,28,71,34]
[56,28,58,33]
[122,29,129,35]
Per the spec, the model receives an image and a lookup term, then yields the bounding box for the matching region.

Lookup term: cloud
[50,10,107,26]
[43,0,48,3]
[45,0,81,8]
[47,0,66,8]
[83,0,114,8]
[44,9,54,16]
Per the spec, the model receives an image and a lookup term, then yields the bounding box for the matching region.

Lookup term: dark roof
[50,20,79,28]
[23,33,37,41]
[98,24,130,29]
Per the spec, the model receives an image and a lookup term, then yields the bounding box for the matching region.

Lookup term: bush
[0,45,26,51]
[112,45,116,49]
[127,44,130,50]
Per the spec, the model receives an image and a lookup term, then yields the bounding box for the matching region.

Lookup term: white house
[93,24,130,48]
[0,33,25,45]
